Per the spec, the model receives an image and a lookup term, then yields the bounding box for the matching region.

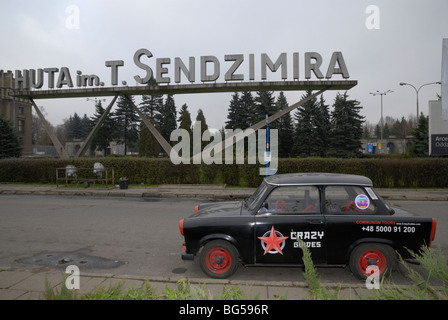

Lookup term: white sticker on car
[355,194,370,210]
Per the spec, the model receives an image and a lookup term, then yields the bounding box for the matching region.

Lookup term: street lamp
[86,97,106,104]
[399,81,442,121]
[370,90,393,153]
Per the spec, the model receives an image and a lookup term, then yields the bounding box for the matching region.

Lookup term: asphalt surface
[1,183,448,201]
[0,183,447,300]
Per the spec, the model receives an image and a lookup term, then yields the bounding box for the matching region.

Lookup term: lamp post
[370,90,393,153]
[86,97,106,105]
[399,81,441,121]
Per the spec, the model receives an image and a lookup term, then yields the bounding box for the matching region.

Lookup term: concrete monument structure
[429,39,448,155]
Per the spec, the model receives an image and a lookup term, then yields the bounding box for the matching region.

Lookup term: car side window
[324,186,376,214]
[264,186,320,214]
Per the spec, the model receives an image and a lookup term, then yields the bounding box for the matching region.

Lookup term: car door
[254,185,326,265]
[323,185,379,264]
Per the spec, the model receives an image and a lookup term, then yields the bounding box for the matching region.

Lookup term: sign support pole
[124,94,173,156]
[76,94,119,157]
[29,98,70,159]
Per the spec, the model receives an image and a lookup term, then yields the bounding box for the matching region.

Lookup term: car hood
[189,201,243,218]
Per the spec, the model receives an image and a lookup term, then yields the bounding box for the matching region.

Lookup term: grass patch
[42,278,258,300]
[42,244,448,300]
[368,245,448,300]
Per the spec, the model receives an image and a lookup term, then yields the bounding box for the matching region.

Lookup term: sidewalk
[1,183,447,201]
[0,267,375,300]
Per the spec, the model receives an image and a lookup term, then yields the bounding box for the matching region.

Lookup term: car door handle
[307,219,324,225]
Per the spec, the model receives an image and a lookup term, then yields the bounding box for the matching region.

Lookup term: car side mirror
[385,202,395,215]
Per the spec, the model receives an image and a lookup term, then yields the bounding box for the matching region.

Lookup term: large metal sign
[7,49,357,159]
[12,49,351,91]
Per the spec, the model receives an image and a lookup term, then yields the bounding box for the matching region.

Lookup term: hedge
[0,157,447,188]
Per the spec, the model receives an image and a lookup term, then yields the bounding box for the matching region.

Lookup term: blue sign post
[266,115,270,177]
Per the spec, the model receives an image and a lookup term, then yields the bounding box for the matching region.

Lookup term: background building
[361,137,413,155]
[0,70,32,156]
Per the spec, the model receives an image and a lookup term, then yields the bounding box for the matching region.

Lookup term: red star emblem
[258,226,289,255]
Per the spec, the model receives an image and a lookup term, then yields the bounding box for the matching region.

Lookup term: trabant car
[179,173,437,279]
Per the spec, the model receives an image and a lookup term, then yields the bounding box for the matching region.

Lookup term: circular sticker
[355,194,370,210]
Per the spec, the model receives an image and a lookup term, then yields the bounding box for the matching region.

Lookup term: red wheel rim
[358,249,386,276]
[205,248,232,274]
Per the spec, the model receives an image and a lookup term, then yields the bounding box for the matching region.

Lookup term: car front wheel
[199,240,239,279]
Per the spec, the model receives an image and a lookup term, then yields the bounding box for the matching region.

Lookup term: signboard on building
[430,134,448,155]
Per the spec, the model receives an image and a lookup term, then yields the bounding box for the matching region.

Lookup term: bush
[1,157,447,188]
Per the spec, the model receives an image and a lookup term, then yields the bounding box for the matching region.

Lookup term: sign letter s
[134,48,153,84]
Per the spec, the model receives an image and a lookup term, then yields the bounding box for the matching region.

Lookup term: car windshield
[245,181,268,210]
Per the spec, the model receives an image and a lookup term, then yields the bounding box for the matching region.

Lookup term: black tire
[199,240,239,279]
[349,243,396,280]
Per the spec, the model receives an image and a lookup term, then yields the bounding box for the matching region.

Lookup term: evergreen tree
[393,116,411,139]
[140,78,163,119]
[374,124,381,138]
[157,94,177,143]
[138,119,161,157]
[113,95,140,155]
[65,113,90,141]
[411,113,429,157]
[225,92,241,129]
[194,109,209,152]
[292,90,321,157]
[275,92,294,157]
[391,119,402,138]
[0,117,22,158]
[253,91,277,126]
[251,91,277,160]
[315,94,331,157]
[178,104,192,134]
[177,103,193,156]
[383,123,390,139]
[138,79,165,156]
[81,114,91,138]
[90,100,115,155]
[362,123,371,139]
[239,91,255,128]
[328,92,365,158]
[65,114,77,141]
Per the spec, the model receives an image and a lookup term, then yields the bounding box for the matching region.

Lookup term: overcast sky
[1,0,447,130]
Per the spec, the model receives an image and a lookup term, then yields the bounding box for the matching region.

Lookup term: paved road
[0,195,446,286]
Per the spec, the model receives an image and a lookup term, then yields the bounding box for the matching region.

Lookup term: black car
[179,173,437,280]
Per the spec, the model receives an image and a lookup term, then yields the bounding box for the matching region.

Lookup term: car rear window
[324,186,376,214]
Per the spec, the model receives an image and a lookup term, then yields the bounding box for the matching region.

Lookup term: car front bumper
[181,243,194,260]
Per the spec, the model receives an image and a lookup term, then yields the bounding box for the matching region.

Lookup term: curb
[0,184,447,201]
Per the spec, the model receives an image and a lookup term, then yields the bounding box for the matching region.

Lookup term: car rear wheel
[349,243,396,280]
[200,240,239,279]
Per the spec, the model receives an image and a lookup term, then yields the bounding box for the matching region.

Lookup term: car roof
[264,173,373,186]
